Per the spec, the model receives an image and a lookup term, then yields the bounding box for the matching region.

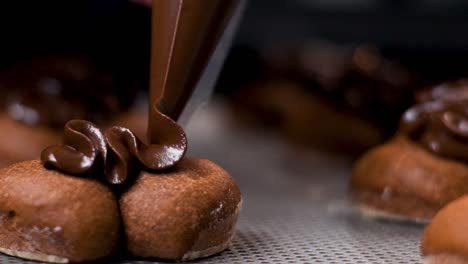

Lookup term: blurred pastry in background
[266,43,422,131]
[0,55,143,166]
[230,78,384,155]
[351,80,468,223]
[225,43,421,156]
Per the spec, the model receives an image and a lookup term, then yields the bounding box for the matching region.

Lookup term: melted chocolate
[400,98,468,162]
[41,103,187,184]
[40,0,237,183]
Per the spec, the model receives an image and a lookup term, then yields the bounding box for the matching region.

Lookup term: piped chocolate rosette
[351,82,468,223]
[41,105,187,185]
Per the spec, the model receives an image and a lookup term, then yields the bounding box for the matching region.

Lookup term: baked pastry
[120,157,242,261]
[39,113,239,261]
[0,118,241,263]
[351,136,468,222]
[351,94,468,222]
[421,195,468,264]
[228,44,423,155]
[0,160,120,263]
[230,78,384,155]
[0,113,186,263]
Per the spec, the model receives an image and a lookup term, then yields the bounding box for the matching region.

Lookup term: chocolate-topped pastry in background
[351,80,468,223]
[0,55,140,166]
[296,44,419,129]
[230,78,385,155]
[224,43,420,155]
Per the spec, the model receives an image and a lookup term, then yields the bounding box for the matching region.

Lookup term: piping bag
[149,0,246,139]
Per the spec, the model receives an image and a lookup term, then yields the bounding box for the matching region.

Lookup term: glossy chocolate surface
[41,103,187,184]
[400,98,468,163]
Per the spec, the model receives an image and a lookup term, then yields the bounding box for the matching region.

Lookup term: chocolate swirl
[400,98,468,162]
[40,104,187,184]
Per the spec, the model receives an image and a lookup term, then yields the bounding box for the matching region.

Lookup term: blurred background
[1,0,468,164]
[219,0,468,156]
[0,2,447,262]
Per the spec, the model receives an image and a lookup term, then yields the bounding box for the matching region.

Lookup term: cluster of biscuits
[0,111,241,263]
[351,79,468,263]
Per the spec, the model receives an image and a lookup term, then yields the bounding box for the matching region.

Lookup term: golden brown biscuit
[351,136,468,222]
[0,160,120,263]
[421,195,468,264]
[120,157,242,261]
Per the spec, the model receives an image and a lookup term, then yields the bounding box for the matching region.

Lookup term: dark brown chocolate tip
[41,104,187,185]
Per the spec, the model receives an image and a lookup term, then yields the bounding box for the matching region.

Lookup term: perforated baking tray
[0,101,423,264]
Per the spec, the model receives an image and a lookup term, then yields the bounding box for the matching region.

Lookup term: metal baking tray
[0,100,423,264]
